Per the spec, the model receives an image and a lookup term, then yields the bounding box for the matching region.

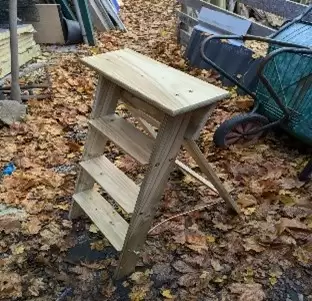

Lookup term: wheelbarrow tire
[298,159,312,182]
[213,113,270,147]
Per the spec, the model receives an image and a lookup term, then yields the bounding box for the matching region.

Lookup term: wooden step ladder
[69,48,240,279]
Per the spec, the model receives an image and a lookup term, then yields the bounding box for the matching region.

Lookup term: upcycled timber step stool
[69,48,240,279]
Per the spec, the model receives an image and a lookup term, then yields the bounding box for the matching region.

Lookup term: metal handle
[200,34,308,99]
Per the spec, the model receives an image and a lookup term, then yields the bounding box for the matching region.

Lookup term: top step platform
[81,48,229,116]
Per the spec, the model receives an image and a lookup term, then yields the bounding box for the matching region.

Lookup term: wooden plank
[184,139,240,214]
[121,90,164,124]
[31,4,65,44]
[73,190,128,251]
[125,103,161,129]
[81,48,230,116]
[175,160,217,193]
[115,113,192,279]
[89,114,154,165]
[128,105,217,194]
[69,78,120,219]
[178,0,275,36]
[81,155,139,213]
[240,0,309,20]
[185,103,217,140]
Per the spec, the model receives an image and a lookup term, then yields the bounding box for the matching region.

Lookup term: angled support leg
[184,139,240,214]
[114,112,192,279]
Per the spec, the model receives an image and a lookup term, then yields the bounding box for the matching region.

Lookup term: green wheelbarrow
[200,4,312,181]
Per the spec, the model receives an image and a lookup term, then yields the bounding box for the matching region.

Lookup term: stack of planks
[89,0,126,32]
[0,24,41,78]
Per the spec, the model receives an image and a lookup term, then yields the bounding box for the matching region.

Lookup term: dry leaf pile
[0,0,312,300]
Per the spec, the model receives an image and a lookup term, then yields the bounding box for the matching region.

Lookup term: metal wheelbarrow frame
[200,4,312,181]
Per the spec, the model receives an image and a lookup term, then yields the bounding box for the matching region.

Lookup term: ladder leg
[114,113,192,279]
[69,77,121,219]
[184,139,240,214]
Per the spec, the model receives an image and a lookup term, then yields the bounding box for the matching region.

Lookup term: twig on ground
[148,200,220,235]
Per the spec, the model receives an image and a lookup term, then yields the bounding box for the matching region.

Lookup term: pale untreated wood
[125,103,160,130]
[81,48,229,116]
[115,113,192,279]
[73,190,128,251]
[81,155,139,213]
[128,106,218,194]
[69,78,120,219]
[175,160,218,194]
[121,90,164,124]
[89,114,154,165]
[185,103,217,140]
[184,139,240,214]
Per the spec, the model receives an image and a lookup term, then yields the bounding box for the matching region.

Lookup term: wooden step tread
[80,155,139,214]
[73,190,128,251]
[89,114,154,165]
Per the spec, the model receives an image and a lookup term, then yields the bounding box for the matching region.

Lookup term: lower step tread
[73,190,128,251]
[80,155,139,214]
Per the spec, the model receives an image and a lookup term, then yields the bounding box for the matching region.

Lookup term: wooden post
[9,0,21,102]
[69,77,120,219]
[114,113,192,279]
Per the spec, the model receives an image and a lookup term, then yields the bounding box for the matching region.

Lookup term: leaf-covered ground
[1,0,312,300]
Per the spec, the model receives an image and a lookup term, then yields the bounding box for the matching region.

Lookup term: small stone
[0,100,27,125]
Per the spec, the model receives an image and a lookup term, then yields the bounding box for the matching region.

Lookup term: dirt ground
[1,0,312,300]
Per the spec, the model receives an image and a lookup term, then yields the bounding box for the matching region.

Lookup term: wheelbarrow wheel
[298,159,312,182]
[213,113,270,147]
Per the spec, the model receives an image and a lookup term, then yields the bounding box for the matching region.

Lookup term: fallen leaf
[280,177,305,190]
[211,258,223,272]
[237,194,257,208]
[178,274,198,287]
[276,218,308,235]
[0,215,23,234]
[229,283,266,301]
[28,278,46,296]
[0,272,22,299]
[242,206,256,216]
[206,235,216,243]
[53,203,70,211]
[129,285,149,301]
[90,240,107,251]
[183,174,196,184]
[185,231,208,254]
[25,216,42,234]
[11,244,25,255]
[130,271,150,285]
[243,237,265,253]
[161,289,174,299]
[89,224,99,233]
[172,260,195,274]
[306,215,312,229]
